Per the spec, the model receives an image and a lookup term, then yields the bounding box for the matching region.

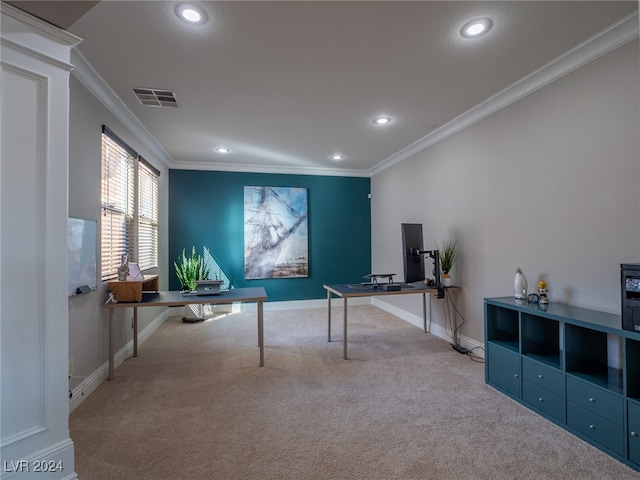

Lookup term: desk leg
[423,293,428,333]
[343,297,348,360]
[258,300,264,367]
[108,309,115,381]
[133,306,139,357]
[427,293,432,332]
[327,290,332,342]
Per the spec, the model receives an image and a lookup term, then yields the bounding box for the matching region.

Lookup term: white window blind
[101,126,160,282]
[138,157,159,271]
[101,129,135,281]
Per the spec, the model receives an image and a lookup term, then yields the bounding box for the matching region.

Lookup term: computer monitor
[401,223,425,283]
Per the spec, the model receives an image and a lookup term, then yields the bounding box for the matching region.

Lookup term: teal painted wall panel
[169,170,371,301]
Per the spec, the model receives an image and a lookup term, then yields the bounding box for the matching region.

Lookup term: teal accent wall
[168,170,371,301]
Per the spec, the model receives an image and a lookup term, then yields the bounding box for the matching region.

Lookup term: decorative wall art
[244,186,308,279]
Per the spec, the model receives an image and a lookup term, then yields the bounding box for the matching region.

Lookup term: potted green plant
[174,246,210,291]
[439,239,459,287]
[174,247,210,322]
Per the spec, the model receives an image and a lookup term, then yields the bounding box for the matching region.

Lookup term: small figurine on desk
[117,254,129,281]
[537,280,549,304]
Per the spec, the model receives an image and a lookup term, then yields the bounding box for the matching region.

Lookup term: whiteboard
[68,217,97,295]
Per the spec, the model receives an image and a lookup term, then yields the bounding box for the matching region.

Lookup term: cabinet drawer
[566,376,623,426]
[487,343,521,398]
[522,357,564,397]
[567,403,623,455]
[523,380,565,422]
[629,401,640,466]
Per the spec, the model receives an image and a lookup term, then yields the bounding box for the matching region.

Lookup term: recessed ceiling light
[215,147,231,154]
[372,116,392,125]
[461,18,492,38]
[330,154,344,161]
[176,3,208,25]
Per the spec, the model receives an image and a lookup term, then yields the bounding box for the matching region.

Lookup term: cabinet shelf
[523,351,562,370]
[485,303,519,348]
[626,338,640,400]
[568,369,623,395]
[565,323,623,395]
[484,297,636,471]
[521,312,561,369]
[487,338,519,353]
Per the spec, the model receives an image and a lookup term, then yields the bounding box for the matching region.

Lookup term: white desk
[324,283,458,359]
[103,287,267,379]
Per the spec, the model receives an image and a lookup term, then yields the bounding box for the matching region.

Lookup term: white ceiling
[9,1,638,176]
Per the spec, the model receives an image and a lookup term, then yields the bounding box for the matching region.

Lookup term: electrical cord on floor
[69,374,87,399]
[467,345,485,363]
[441,290,464,346]
[441,290,484,363]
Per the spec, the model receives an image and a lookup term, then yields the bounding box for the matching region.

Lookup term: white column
[1,4,81,479]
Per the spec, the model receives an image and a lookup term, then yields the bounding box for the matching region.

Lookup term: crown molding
[369,11,639,176]
[169,160,370,178]
[1,37,76,71]
[1,2,82,47]
[70,48,174,167]
[1,2,81,70]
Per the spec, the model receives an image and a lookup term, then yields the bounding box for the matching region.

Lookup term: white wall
[371,40,640,346]
[67,75,169,407]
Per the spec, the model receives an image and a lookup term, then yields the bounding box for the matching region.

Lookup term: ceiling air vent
[131,87,179,108]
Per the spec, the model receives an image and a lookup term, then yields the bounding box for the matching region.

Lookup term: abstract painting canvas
[244,186,308,279]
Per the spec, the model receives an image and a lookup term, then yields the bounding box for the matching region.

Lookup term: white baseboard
[69,309,169,412]
[372,297,425,329]
[371,297,484,358]
[0,437,76,479]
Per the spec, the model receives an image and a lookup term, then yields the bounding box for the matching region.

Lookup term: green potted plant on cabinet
[439,239,459,288]
[174,246,210,322]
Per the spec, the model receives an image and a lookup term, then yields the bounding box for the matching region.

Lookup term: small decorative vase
[442,273,452,287]
[514,268,528,300]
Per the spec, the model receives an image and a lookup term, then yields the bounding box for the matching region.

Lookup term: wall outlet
[69,358,74,375]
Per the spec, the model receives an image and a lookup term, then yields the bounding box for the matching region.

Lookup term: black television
[401,223,425,283]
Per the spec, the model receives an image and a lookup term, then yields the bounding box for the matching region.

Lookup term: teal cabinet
[566,376,623,426]
[567,403,623,455]
[522,356,564,397]
[629,401,640,466]
[523,380,565,422]
[522,356,565,422]
[485,297,639,472]
[487,343,521,397]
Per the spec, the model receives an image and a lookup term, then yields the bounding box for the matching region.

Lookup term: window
[101,126,159,281]
[101,128,134,281]
[137,157,159,271]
